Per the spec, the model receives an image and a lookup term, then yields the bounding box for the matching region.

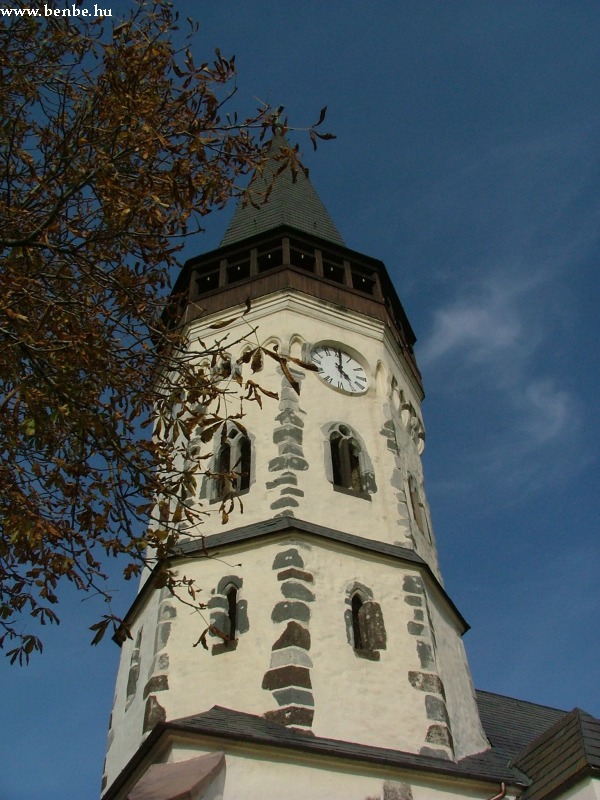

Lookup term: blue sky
[2,3,599,799]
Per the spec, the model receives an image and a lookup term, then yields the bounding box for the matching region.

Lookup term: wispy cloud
[419,274,530,367]
[413,119,599,501]
[516,379,571,446]
[419,265,582,498]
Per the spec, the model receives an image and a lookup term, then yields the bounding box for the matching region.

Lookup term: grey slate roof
[168,704,523,785]
[220,134,345,247]
[475,690,567,762]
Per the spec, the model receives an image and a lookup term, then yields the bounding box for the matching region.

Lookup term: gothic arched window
[209,576,249,654]
[351,593,364,650]
[345,584,387,660]
[408,475,425,534]
[331,427,362,491]
[326,423,376,498]
[212,424,252,501]
[226,586,238,641]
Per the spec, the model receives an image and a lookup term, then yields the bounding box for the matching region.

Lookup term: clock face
[310,345,369,394]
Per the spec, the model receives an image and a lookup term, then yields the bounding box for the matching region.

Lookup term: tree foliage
[0,0,328,662]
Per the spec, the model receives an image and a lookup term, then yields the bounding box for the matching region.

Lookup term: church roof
[167,704,522,785]
[220,133,345,247]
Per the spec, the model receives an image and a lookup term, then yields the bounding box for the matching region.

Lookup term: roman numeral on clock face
[311,345,369,394]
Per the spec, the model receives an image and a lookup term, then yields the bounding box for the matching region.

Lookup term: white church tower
[100,137,600,800]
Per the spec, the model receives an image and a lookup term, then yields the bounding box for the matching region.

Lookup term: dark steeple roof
[220,134,344,247]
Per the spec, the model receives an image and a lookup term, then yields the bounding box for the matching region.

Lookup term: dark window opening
[351,268,376,295]
[290,242,315,271]
[322,252,345,284]
[195,268,220,294]
[214,427,252,500]
[238,435,251,492]
[257,245,283,272]
[409,478,425,533]
[351,594,363,649]
[226,259,251,283]
[226,587,238,641]
[331,427,362,492]
[348,593,386,657]
[216,441,232,500]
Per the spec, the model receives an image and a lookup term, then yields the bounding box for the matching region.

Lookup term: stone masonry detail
[267,367,307,517]
[403,573,453,759]
[380,414,414,548]
[142,588,175,734]
[366,781,414,800]
[262,545,315,730]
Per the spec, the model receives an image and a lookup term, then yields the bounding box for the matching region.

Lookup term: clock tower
[101,136,495,800]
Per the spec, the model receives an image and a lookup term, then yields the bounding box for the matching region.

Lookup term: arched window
[345,584,387,660]
[226,586,238,642]
[331,426,362,491]
[325,423,376,498]
[351,593,364,650]
[238,435,251,492]
[209,576,249,654]
[213,424,252,500]
[408,476,425,534]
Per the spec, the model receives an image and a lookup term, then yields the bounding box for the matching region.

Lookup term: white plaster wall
[558,777,600,800]
[182,291,438,572]
[105,288,485,784]
[424,585,489,759]
[161,741,511,800]
[106,586,162,780]
[308,549,430,752]
[104,530,486,785]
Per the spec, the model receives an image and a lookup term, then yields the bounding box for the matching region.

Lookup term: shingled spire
[220,133,344,247]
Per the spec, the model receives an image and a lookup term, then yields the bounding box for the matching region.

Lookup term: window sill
[212,639,238,656]
[333,485,371,501]
[207,488,250,506]
[353,648,380,661]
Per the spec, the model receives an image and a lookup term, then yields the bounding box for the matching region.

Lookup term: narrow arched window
[125,628,143,707]
[238,435,251,492]
[409,476,424,533]
[351,593,364,650]
[226,586,238,643]
[345,585,387,659]
[213,425,252,500]
[330,425,362,491]
[216,440,232,500]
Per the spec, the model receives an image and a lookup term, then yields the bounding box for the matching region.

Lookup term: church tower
[99,136,569,800]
